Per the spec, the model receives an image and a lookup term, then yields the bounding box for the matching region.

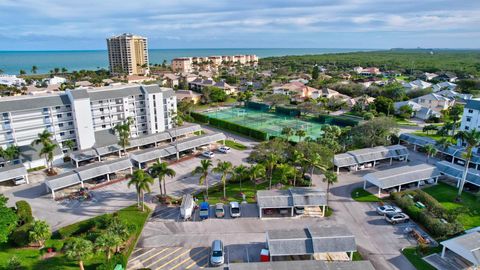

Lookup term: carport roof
[267,225,356,257]
[71,149,99,162]
[364,164,441,189]
[174,133,226,152]
[228,261,375,270]
[0,164,27,182]
[441,231,480,266]
[130,145,177,163]
[45,171,82,191]
[437,161,480,186]
[167,124,202,137]
[399,133,437,146]
[290,187,327,206]
[257,189,293,208]
[334,145,408,168]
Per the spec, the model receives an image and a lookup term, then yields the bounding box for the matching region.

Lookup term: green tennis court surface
[204,107,324,142]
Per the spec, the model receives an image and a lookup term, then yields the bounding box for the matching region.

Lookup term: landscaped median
[402,246,442,270]
[0,205,150,270]
[351,188,382,202]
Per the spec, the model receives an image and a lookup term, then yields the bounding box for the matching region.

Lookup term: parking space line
[141,248,171,264]
[154,248,193,270]
[185,253,209,269]
[130,248,143,257]
[130,247,157,261]
[144,247,182,269]
[168,247,209,270]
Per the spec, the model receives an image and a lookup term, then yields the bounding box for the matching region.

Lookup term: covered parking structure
[400,133,480,169]
[334,145,409,173]
[130,132,226,168]
[45,157,133,199]
[266,225,357,261]
[70,124,202,167]
[257,187,327,218]
[437,161,480,187]
[440,230,480,268]
[228,260,375,270]
[363,164,441,196]
[0,164,29,184]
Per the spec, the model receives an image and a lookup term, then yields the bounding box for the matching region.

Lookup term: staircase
[303,206,324,217]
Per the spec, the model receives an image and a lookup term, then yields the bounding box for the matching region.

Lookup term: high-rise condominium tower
[107,33,150,76]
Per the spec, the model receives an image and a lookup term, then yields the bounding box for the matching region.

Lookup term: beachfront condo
[107,33,150,76]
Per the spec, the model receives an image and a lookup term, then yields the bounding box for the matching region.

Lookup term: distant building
[413,93,454,111]
[188,78,237,95]
[175,90,202,104]
[432,82,457,92]
[460,99,480,133]
[44,76,67,85]
[0,75,25,87]
[171,55,258,73]
[353,67,381,76]
[107,33,149,76]
[402,79,432,91]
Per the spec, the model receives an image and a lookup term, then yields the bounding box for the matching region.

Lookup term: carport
[71,149,100,168]
[266,225,357,261]
[440,230,480,268]
[363,164,441,196]
[334,145,409,173]
[45,157,133,199]
[257,188,327,218]
[228,260,375,270]
[130,145,177,168]
[0,164,29,184]
[437,161,480,187]
[399,133,436,151]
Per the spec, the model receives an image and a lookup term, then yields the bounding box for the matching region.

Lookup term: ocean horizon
[0,48,376,75]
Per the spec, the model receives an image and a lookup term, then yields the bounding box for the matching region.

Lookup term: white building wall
[67,93,95,150]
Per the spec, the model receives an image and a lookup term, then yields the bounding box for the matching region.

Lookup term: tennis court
[204,107,324,142]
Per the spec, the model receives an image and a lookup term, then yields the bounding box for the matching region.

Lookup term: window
[60,132,65,136]
[57,114,62,118]
[467,117,472,122]
[43,108,48,112]
[100,108,104,112]
[102,125,106,128]
[69,130,74,134]
[67,113,72,117]
[101,116,105,120]
[59,123,64,127]
[2,113,8,117]
[466,126,470,130]
[55,106,60,109]
[68,122,73,126]
[469,109,474,113]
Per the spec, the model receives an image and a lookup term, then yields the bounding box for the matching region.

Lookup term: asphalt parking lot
[151,203,260,222]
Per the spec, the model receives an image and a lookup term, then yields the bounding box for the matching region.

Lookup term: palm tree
[423,144,438,164]
[304,153,328,187]
[275,164,296,185]
[64,238,93,270]
[95,232,122,260]
[193,159,213,200]
[113,117,133,156]
[63,139,75,160]
[233,165,248,193]
[31,65,38,74]
[1,145,20,164]
[28,220,51,248]
[40,143,57,174]
[31,130,53,147]
[281,127,294,141]
[213,161,233,199]
[295,129,306,142]
[454,129,480,198]
[289,150,304,186]
[61,67,68,74]
[436,137,453,152]
[149,161,176,198]
[323,171,338,206]
[19,70,26,75]
[127,169,154,211]
[107,217,131,252]
[265,153,279,189]
[249,164,266,191]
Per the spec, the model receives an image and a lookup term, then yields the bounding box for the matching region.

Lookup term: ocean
[0,48,374,75]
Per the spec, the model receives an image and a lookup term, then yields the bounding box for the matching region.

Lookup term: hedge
[190,112,210,123]
[246,101,271,111]
[11,223,33,246]
[391,191,464,238]
[15,200,33,225]
[316,114,359,127]
[56,219,96,239]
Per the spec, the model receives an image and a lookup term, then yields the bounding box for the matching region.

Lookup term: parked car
[294,206,305,215]
[215,203,225,218]
[218,146,231,153]
[13,177,26,186]
[229,201,241,218]
[202,151,215,159]
[385,212,410,224]
[199,202,210,220]
[210,240,224,267]
[376,205,402,215]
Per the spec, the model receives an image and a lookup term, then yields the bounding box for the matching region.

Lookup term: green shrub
[275,105,301,116]
[27,166,46,173]
[190,112,210,123]
[316,114,359,127]
[45,239,64,251]
[11,223,33,247]
[57,219,95,239]
[15,200,33,225]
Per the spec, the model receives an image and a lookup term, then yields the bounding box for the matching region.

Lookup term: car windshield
[231,208,239,213]
[200,210,208,214]
[216,208,223,212]
[212,250,222,257]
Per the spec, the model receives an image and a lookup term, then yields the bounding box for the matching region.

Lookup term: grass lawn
[412,130,452,142]
[395,118,418,126]
[0,205,150,270]
[351,188,382,202]
[223,140,248,150]
[402,246,442,270]
[352,251,363,261]
[423,182,480,229]
[203,180,271,204]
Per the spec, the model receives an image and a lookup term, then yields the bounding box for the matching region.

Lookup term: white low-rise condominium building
[0,84,176,168]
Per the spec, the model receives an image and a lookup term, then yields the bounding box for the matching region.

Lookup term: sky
[0,0,479,50]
